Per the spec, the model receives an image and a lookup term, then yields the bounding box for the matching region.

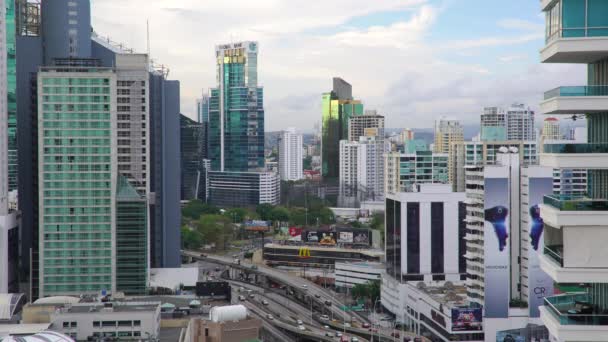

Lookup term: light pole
[371,299,381,342]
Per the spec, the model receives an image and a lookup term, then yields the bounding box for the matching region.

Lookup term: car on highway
[249,294,255,299]
[301,284,308,289]
[343,322,351,328]
[314,294,321,298]
[251,265,258,270]
[362,322,370,328]
[238,287,244,292]
[238,295,245,301]
[413,337,422,342]
[340,336,349,342]
[335,332,343,337]
[351,337,359,342]
[391,332,400,338]
[266,314,274,320]
[297,325,306,331]
[320,314,329,320]
[214,267,220,272]
[199,253,207,257]
[324,300,332,306]
[262,300,269,306]
[323,325,330,329]
[325,332,333,337]
[296,320,303,325]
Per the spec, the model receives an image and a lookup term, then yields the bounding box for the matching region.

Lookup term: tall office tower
[542,117,561,140]
[278,127,303,181]
[208,41,264,172]
[464,150,553,339]
[180,114,205,200]
[37,62,117,298]
[384,150,449,194]
[6,0,15,193]
[196,93,209,159]
[433,118,463,153]
[348,109,385,142]
[538,3,608,341]
[0,0,18,294]
[149,68,181,268]
[449,141,538,192]
[321,77,363,179]
[480,104,535,142]
[41,0,91,64]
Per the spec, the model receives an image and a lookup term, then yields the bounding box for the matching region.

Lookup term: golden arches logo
[298,247,311,258]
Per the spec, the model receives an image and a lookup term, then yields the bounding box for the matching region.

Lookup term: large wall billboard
[301,229,371,246]
[451,308,483,332]
[483,177,510,318]
[527,176,554,317]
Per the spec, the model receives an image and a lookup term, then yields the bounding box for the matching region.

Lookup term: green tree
[270,206,290,222]
[370,213,384,231]
[196,214,234,251]
[256,203,275,221]
[181,226,203,250]
[182,200,220,220]
[303,155,312,170]
[223,207,255,223]
[351,280,381,305]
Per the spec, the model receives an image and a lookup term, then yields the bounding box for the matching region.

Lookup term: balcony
[541,86,608,115]
[541,294,608,341]
[542,30,608,64]
[541,194,608,228]
[541,143,608,169]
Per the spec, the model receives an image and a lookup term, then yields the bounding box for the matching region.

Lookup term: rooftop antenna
[146,19,151,57]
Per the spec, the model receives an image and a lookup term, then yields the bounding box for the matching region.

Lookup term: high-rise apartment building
[385,150,449,194]
[208,41,264,172]
[6,0,15,193]
[537,2,608,341]
[278,127,303,181]
[339,133,385,206]
[433,118,463,154]
[542,117,561,140]
[480,104,535,142]
[348,109,384,142]
[321,78,363,179]
[449,141,538,192]
[464,150,554,339]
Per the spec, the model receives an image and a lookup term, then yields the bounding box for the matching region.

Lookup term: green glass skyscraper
[6,0,16,192]
[321,78,363,179]
[208,41,264,172]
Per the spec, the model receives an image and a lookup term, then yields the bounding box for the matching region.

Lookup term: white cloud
[89,0,576,131]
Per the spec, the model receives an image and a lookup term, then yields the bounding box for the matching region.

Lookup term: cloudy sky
[90,0,584,131]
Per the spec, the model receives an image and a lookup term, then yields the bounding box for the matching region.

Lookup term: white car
[262,300,269,306]
[301,285,308,289]
[320,314,329,320]
[296,320,303,325]
[297,325,306,331]
[335,332,343,337]
[267,314,274,320]
[351,338,359,342]
[344,322,351,327]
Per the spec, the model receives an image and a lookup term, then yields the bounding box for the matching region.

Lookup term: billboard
[352,231,370,245]
[245,220,270,232]
[289,227,303,237]
[484,177,510,318]
[302,231,337,245]
[338,231,353,243]
[527,175,554,317]
[451,308,483,332]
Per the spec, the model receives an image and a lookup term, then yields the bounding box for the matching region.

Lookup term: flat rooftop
[264,243,384,257]
[57,302,160,314]
[412,282,470,309]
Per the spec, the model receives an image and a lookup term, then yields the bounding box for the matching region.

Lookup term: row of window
[44,138,111,146]
[43,78,110,86]
[44,283,111,293]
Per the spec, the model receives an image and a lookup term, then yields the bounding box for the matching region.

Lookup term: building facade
[321,77,363,179]
[206,171,279,208]
[348,109,384,142]
[180,114,204,201]
[385,151,449,195]
[480,104,535,142]
[335,262,383,289]
[207,41,264,172]
[278,127,303,181]
[542,117,561,140]
[538,2,608,341]
[433,118,463,154]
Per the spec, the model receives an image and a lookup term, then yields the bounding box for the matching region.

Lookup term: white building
[542,117,561,140]
[335,262,383,289]
[480,104,535,142]
[464,149,553,341]
[339,134,385,206]
[278,127,303,181]
[50,302,161,341]
[348,110,385,142]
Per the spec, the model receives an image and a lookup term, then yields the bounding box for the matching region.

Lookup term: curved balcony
[542,30,608,64]
[541,293,608,341]
[541,86,608,115]
[541,143,608,168]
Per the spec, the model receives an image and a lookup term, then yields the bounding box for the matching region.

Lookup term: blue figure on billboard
[529,204,543,251]
[484,206,509,251]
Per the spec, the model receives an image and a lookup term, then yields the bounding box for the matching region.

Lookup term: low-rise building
[335,262,383,288]
[49,302,161,341]
[206,171,280,208]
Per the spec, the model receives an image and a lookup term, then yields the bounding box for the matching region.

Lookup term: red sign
[289,227,302,237]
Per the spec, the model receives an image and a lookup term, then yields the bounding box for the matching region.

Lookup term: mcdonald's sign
[298,247,311,259]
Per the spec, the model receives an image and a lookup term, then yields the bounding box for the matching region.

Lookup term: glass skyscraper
[321,78,363,179]
[208,41,264,172]
[6,0,16,192]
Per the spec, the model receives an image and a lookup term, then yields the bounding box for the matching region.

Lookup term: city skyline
[89,0,585,131]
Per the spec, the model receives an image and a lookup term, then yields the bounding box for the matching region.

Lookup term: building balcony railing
[544,293,608,326]
[543,194,608,211]
[544,86,608,100]
[543,143,608,154]
[544,245,564,267]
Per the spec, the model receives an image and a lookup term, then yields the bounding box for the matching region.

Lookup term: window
[68,19,78,25]
[63,322,69,328]
[102,321,116,327]
[134,320,141,326]
[118,320,132,327]
[93,321,100,327]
